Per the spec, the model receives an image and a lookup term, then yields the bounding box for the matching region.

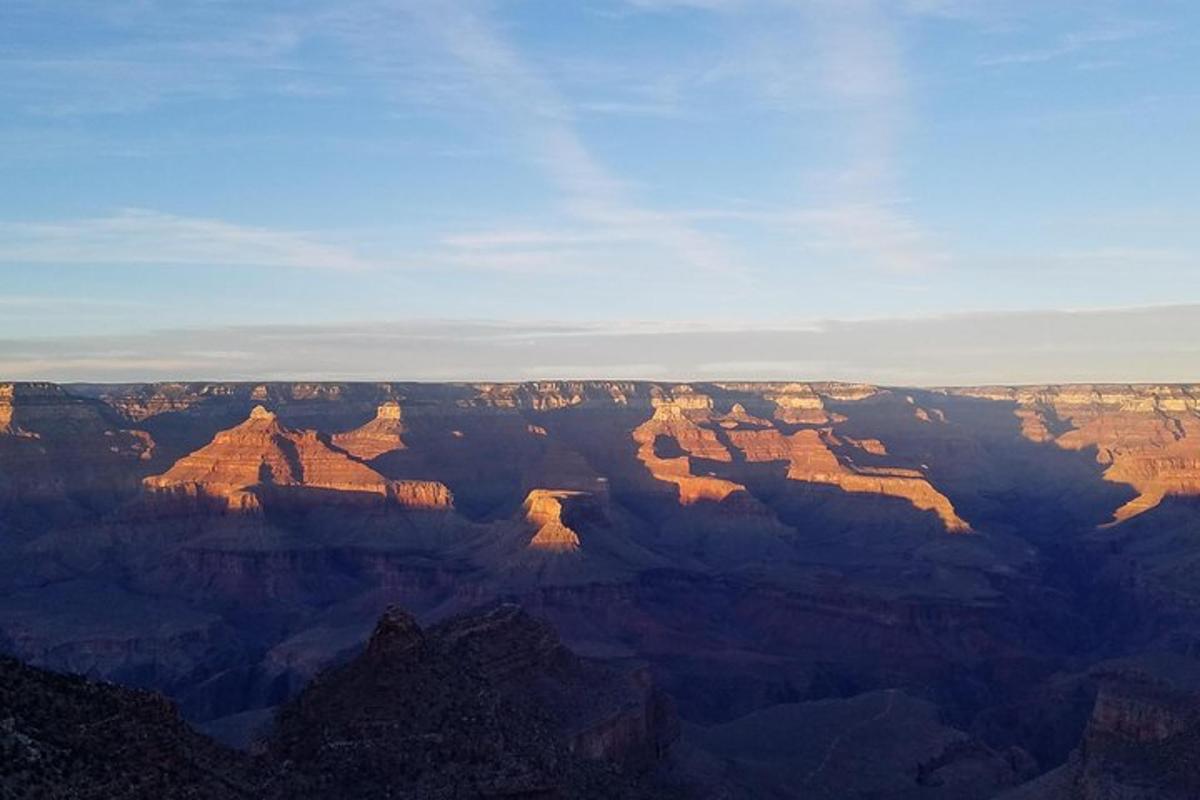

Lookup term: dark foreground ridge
[0,604,678,799]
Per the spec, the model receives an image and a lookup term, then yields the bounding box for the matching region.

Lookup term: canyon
[3,380,1200,797]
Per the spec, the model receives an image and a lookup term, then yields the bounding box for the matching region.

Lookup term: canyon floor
[3,380,1200,798]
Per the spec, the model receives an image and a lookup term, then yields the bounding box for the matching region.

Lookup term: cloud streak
[400,1,742,277]
[668,0,947,274]
[979,22,1161,66]
[0,210,384,271]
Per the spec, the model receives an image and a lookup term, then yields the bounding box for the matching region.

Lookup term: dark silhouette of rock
[0,604,678,799]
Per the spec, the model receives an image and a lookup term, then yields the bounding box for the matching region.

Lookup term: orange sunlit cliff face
[633,384,970,532]
[143,404,451,511]
[954,385,1200,525]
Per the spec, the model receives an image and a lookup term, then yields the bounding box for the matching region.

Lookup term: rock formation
[143,405,451,511]
[0,655,255,798]
[0,383,152,516]
[1001,654,1200,799]
[0,604,676,799]
[632,392,746,505]
[523,489,585,552]
[952,385,1200,525]
[265,604,676,798]
[0,384,13,432]
[688,689,1034,798]
[9,380,1200,799]
[764,382,830,424]
[728,427,971,532]
[630,386,968,531]
[331,400,406,460]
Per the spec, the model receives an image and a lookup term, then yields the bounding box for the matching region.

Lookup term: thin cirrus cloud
[0,209,383,271]
[680,0,948,275]
[398,1,744,278]
[978,22,1162,67]
[400,0,948,278]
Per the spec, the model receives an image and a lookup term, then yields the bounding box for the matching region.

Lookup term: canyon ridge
[3,380,1200,798]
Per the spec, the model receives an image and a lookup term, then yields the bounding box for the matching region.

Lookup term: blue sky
[2,0,1198,381]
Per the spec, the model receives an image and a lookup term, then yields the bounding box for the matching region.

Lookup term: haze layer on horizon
[3,0,1198,383]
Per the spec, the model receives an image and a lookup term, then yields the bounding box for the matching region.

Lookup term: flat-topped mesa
[143,405,452,512]
[765,384,830,424]
[523,489,586,552]
[632,393,745,505]
[727,427,971,532]
[331,401,406,460]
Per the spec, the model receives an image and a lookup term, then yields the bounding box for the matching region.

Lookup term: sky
[2,0,1198,383]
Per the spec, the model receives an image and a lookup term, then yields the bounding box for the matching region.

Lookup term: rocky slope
[264,604,677,798]
[0,655,255,798]
[0,604,676,799]
[683,689,1036,799]
[999,653,1200,799]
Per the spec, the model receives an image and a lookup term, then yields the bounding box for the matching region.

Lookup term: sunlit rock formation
[632,390,746,504]
[331,400,406,460]
[0,384,14,433]
[953,384,1200,525]
[728,426,970,532]
[143,405,451,511]
[764,383,830,424]
[522,489,585,552]
[630,385,968,530]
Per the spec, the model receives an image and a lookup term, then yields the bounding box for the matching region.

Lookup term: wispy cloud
[623,0,745,11]
[979,21,1161,66]
[0,209,383,271]
[0,4,318,116]
[396,2,742,277]
[649,1,948,275]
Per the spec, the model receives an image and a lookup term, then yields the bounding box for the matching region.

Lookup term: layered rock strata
[143,405,450,511]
